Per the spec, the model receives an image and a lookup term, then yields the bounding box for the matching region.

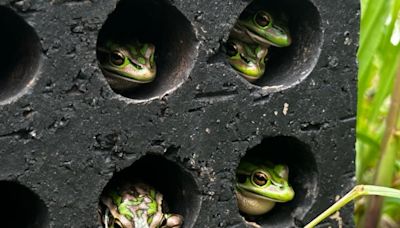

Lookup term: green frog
[235,159,295,216]
[97,40,156,92]
[225,39,269,82]
[230,10,291,48]
[99,182,183,228]
[227,10,291,81]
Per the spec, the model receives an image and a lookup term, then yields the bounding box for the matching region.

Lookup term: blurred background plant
[356,0,400,227]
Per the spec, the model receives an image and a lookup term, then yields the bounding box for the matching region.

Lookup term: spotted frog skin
[99,182,183,228]
[227,10,291,81]
[97,40,156,92]
[235,159,294,215]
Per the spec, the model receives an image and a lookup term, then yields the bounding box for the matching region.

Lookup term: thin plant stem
[362,65,400,227]
[305,185,400,228]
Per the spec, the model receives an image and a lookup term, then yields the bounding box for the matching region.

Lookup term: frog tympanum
[235,159,294,216]
[97,40,156,92]
[226,10,291,81]
[99,182,183,228]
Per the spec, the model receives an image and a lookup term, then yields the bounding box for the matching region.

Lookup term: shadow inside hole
[0,7,41,103]
[97,0,197,100]
[99,154,201,228]
[227,0,322,91]
[0,181,49,228]
[237,136,317,227]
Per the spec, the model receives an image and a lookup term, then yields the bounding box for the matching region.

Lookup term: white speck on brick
[283,103,289,116]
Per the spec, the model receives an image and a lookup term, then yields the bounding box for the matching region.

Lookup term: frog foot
[244,219,262,228]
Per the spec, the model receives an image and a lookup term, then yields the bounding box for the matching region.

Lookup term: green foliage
[306,185,400,228]
[356,0,400,225]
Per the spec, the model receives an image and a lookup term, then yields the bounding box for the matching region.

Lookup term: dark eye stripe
[240,54,251,64]
[129,59,143,70]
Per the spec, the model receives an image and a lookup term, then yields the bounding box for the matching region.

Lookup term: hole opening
[0,181,49,228]
[236,136,318,227]
[0,6,41,103]
[227,0,322,91]
[99,154,201,227]
[96,0,197,100]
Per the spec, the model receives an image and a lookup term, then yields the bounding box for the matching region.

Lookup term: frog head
[231,10,291,47]
[225,39,268,82]
[97,40,156,91]
[235,160,295,215]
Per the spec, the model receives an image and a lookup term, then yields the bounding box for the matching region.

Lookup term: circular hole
[226,0,322,91]
[99,154,201,227]
[0,6,41,103]
[96,0,198,100]
[0,181,49,228]
[235,136,317,227]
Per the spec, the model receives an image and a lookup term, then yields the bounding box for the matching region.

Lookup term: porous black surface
[0,0,358,227]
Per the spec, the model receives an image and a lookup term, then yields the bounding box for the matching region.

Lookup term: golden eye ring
[252,171,269,186]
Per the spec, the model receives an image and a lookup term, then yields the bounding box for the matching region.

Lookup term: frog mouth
[236,185,287,203]
[232,23,274,47]
[237,72,261,82]
[100,66,155,84]
[233,23,290,48]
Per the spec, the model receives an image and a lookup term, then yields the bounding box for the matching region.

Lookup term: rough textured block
[0,0,358,227]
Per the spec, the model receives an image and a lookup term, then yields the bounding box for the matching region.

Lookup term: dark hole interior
[0,181,49,228]
[227,0,322,91]
[0,7,41,103]
[97,0,197,100]
[99,154,201,228]
[237,136,318,227]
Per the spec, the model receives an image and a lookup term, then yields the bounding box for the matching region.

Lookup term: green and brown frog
[97,40,156,92]
[226,10,291,81]
[235,159,295,216]
[99,182,183,228]
[225,39,269,82]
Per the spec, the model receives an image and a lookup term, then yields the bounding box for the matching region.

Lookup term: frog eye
[225,41,238,57]
[110,51,125,66]
[254,11,271,28]
[252,172,268,186]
